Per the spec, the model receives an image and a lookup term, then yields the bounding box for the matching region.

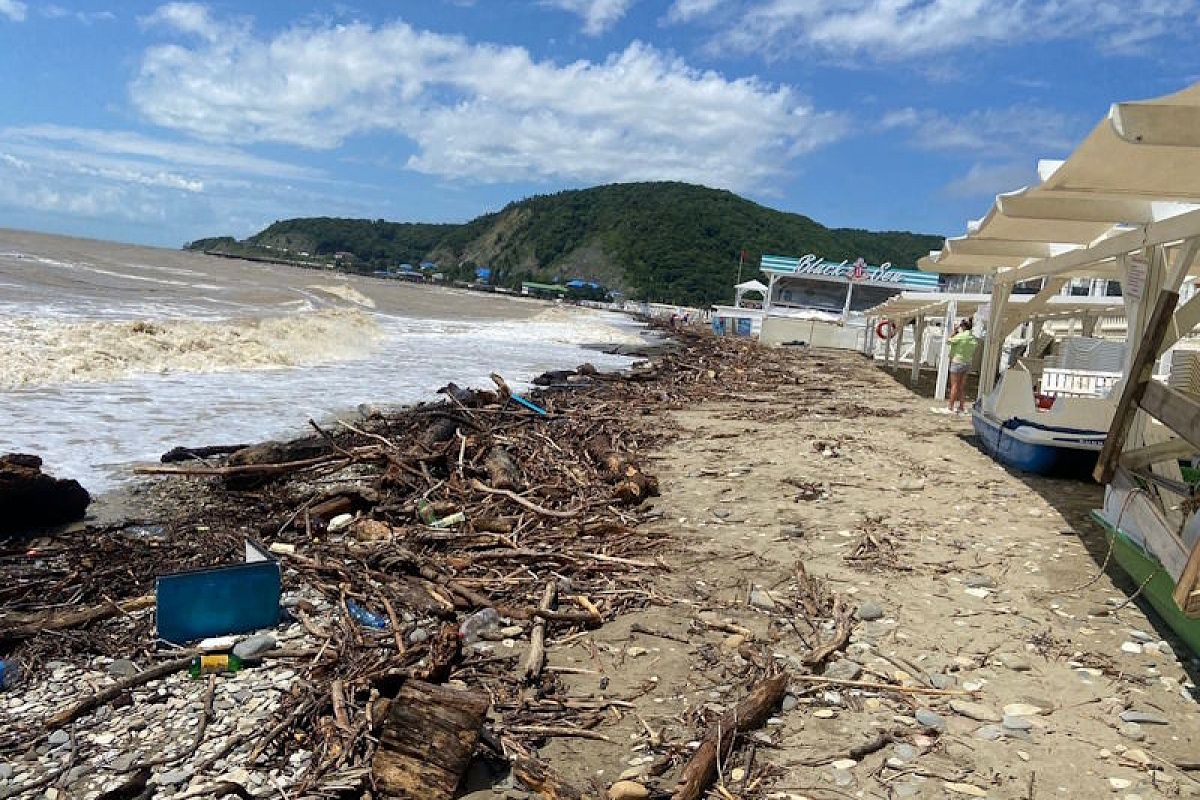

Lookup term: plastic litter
[0,660,18,690]
[511,394,548,416]
[347,599,390,629]
[460,607,500,645]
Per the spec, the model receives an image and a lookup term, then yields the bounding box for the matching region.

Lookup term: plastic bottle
[416,500,438,525]
[417,500,465,528]
[459,607,500,645]
[188,653,244,679]
[346,599,390,630]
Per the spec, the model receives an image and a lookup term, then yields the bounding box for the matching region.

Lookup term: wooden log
[437,382,499,407]
[523,581,558,683]
[584,434,627,480]
[160,444,250,463]
[584,435,659,505]
[227,436,331,467]
[1,594,155,644]
[414,623,462,683]
[472,516,515,534]
[308,495,355,522]
[671,673,788,800]
[371,680,490,800]
[134,453,352,478]
[484,447,522,491]
[615,472,660,506]
[419,417,460,450]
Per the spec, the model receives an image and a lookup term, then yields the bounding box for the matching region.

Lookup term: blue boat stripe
[1000,417,1108,437]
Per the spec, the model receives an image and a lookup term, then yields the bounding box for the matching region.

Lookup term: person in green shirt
[947,318,979,414]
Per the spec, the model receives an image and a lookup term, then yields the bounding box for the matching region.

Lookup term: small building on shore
[712,253,940,347]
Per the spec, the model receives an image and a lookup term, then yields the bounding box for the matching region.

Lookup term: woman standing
[947,319,979,414]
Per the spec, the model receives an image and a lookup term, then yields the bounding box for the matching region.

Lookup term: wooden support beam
[1158,290,1200,356]
[981,283,1012,396]
[997,207,1200,287]
[891,319,905,371]
[910,317,926,384]
[999,277,1067,339]
[1139,381,1200,451]
[1120,438,1198,471]
[1173,545,1200,617]
[934,300,957,401]
[1094,289,1181,484]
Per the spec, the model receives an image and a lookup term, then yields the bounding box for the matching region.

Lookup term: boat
[1091,469,1200,655]
[970,367,1113,478]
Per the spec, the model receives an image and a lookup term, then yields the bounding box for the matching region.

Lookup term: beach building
[711,253,939,347]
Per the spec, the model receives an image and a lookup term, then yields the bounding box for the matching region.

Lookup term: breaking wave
[0,309,382,389]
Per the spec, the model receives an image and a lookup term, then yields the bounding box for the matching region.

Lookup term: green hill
[186,182,942,306]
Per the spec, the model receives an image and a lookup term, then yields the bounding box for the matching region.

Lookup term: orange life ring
[876,319,898,340]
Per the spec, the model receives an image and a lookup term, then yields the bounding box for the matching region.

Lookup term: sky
[1,1,1199,251]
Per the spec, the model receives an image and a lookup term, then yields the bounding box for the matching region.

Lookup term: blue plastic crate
[156,539,281,644]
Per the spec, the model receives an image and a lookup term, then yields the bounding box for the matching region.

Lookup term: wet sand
[0,227,547,321]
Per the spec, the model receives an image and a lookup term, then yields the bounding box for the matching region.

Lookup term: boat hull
[971,409,1103,479]
[1090,511,1200,658]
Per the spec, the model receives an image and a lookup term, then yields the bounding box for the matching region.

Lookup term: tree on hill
[185,182,943,306]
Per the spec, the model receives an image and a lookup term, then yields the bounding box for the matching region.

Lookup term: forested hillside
[186,182,942,306]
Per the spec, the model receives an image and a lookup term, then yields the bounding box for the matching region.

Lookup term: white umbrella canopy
[920,81,1200,279]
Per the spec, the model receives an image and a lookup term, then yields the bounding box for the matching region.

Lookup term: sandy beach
[0,228,547,322]
[2,335,1198,800]
[528,348,1200,798]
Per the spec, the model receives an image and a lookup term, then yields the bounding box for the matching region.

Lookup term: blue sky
[1,1,1198,251]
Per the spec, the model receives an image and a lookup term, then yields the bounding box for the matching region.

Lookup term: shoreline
[82,333,671,528]
[3,334,1199,800]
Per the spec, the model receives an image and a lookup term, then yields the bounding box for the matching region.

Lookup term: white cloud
[140,1,233,41]
[880,106,1076,199]
[882,106,1080,159]
[944,162,1037,198]
[0,0,27,22]
[0,126,369,241]
[42,6,115,23]
[0,125,330,219]
[5,125,318,180]
[129,8,845,192]
[666,0,724,23]
[718,0,1197,61]
[542,0,635,35]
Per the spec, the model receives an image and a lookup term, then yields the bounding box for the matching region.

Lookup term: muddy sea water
[0,229,646,493]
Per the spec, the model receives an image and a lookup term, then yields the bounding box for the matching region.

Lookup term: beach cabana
[733,279,768,309]
[910,82,1200,648]
[864,292,1124,399]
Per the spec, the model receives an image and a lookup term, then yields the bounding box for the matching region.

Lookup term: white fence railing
[1040,368,1121,398]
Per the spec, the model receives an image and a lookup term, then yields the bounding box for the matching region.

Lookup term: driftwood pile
[0,326,841,799]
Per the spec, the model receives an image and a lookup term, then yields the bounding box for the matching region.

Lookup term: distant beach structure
[710,252,937,347]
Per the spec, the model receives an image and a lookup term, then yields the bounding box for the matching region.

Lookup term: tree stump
[372,680,490,799]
